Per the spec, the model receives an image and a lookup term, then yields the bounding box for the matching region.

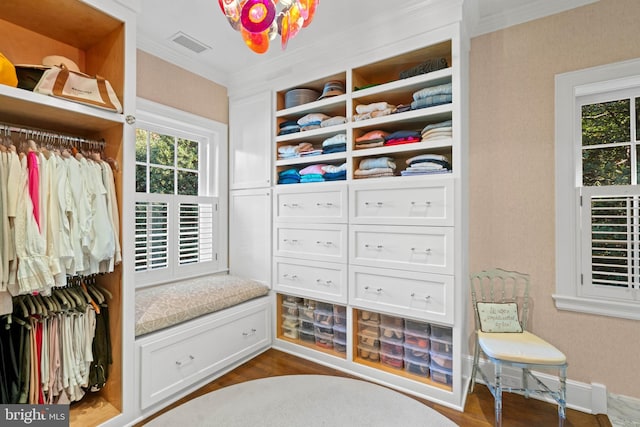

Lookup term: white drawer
[273,257,347,303]
[138,299,271,409]
[274,183,347,223]
[350,225,453,275]
[274,223,348,263]
[350,179,453,226]
[349,265,453,324]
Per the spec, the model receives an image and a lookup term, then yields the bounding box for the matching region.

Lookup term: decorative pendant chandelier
[218,0,319,54]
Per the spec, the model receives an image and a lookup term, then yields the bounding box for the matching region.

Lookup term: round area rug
[146,374,458,427]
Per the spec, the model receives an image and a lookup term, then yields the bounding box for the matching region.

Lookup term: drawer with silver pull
[138,300,271,409]
[349,265,453,324]
[350,224,453,275]
[273,257,347,303]
[350,179,453,226]
[274,223,347,263]
[274,183,347,223]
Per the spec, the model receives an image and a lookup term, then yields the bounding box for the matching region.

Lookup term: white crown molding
[473,0,599,37]
[113,0,141,13]
[136,32,230,87]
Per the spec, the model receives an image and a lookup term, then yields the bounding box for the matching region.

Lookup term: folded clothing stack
[354,156,396,179]
[353,101,396,121]
[421,120,452,142]
[322,163,347,181]
[278,142,321,159]
[321,133,347,154]
[384,130,422,146]
[298,112,330,132]
[278,168,301,184]
[321,115,347,128]
[355,130,390,149]
[411,82,452,110]
[401,154,451,176]
[278,120,300,136]
[399,57,448,79]
[299,163,328,183]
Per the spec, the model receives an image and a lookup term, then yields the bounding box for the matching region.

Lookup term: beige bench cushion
[135,275,270,336]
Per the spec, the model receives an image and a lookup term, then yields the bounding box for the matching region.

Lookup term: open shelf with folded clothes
[277,160,349,185]
[276,72,347,111]
[351,41,451,91]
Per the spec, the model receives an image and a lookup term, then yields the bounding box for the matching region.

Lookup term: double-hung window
[555,59,640,320]
[134,99,228,287]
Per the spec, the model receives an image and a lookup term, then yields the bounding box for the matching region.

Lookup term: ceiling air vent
[170,31,211,54]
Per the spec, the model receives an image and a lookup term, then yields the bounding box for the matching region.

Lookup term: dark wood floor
[137,348,611,427]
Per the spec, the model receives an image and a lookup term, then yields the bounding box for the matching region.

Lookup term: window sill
[552,294,640,321]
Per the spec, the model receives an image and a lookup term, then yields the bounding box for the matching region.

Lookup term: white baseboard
[463,355,607,414]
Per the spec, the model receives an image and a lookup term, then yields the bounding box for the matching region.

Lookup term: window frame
[134,98,228,288]
[554,58,640,320]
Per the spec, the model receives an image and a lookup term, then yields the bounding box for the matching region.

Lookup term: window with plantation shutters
[134,100,227,287]
[555,60,640,320]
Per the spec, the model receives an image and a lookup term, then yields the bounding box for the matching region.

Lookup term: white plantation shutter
[581,185,640,300]
[135,201,169,272]
[178,199,215,265]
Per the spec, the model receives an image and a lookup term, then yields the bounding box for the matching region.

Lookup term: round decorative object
[287,2,303,40]
[241,0,276,33]
[241,27,270,54]
[223,0,242,30]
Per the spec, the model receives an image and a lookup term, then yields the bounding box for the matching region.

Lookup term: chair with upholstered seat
[469,268,567,427]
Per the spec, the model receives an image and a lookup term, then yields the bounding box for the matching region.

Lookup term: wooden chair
[469,268,567,427]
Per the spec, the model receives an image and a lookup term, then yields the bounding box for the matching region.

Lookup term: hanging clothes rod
[0,122,106,152]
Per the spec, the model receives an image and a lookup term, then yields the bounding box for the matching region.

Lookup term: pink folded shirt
[299,164,329,175]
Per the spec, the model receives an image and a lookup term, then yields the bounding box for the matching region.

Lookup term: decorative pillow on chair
[476,302,523,333]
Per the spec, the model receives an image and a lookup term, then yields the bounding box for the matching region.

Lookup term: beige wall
[136,50,228,124]
[470,0,640,398]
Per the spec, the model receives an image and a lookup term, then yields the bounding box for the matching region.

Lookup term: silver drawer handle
[316,202,334,207]
[242,328,257,337]
[365,244,383,250]
[283,274,298,280]
[283,239,298,243]
[364,201,384,207]
[364,286,383,293]
[411,248,432,254]
[316,241,333,246]
[411,201,432,207]
[316,279,333,286]
[283,203,299,208]
[175,354,195,366]
[411,293,431,301]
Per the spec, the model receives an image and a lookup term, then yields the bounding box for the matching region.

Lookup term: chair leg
[523,368,530,398]
[469,335,480,393]
[495,364,503,427]
[558,365,567,427]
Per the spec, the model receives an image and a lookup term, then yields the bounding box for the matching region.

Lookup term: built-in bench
[133,274,272,416]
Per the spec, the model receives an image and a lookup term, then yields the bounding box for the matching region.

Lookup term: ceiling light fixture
[218,0,319,54]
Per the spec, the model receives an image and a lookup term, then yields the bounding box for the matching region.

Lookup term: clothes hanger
[80,279,100,314]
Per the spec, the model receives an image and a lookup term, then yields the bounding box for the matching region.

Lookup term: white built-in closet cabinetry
[230,18,469,408]
[0,0,137,426]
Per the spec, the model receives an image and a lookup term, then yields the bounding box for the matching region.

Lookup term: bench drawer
[138,300,271,409]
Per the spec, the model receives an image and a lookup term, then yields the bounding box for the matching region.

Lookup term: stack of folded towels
[278,168,301,184]
[421,120,452,142]
[321,116,347,128]
[322,133,347,154]
[401,154,451,176]
[411,82,452,110]
[354,156,396,179]
[384,130,422,146]
[354,130,390,149]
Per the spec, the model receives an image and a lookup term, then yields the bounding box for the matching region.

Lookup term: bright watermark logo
[1,405,68,426]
